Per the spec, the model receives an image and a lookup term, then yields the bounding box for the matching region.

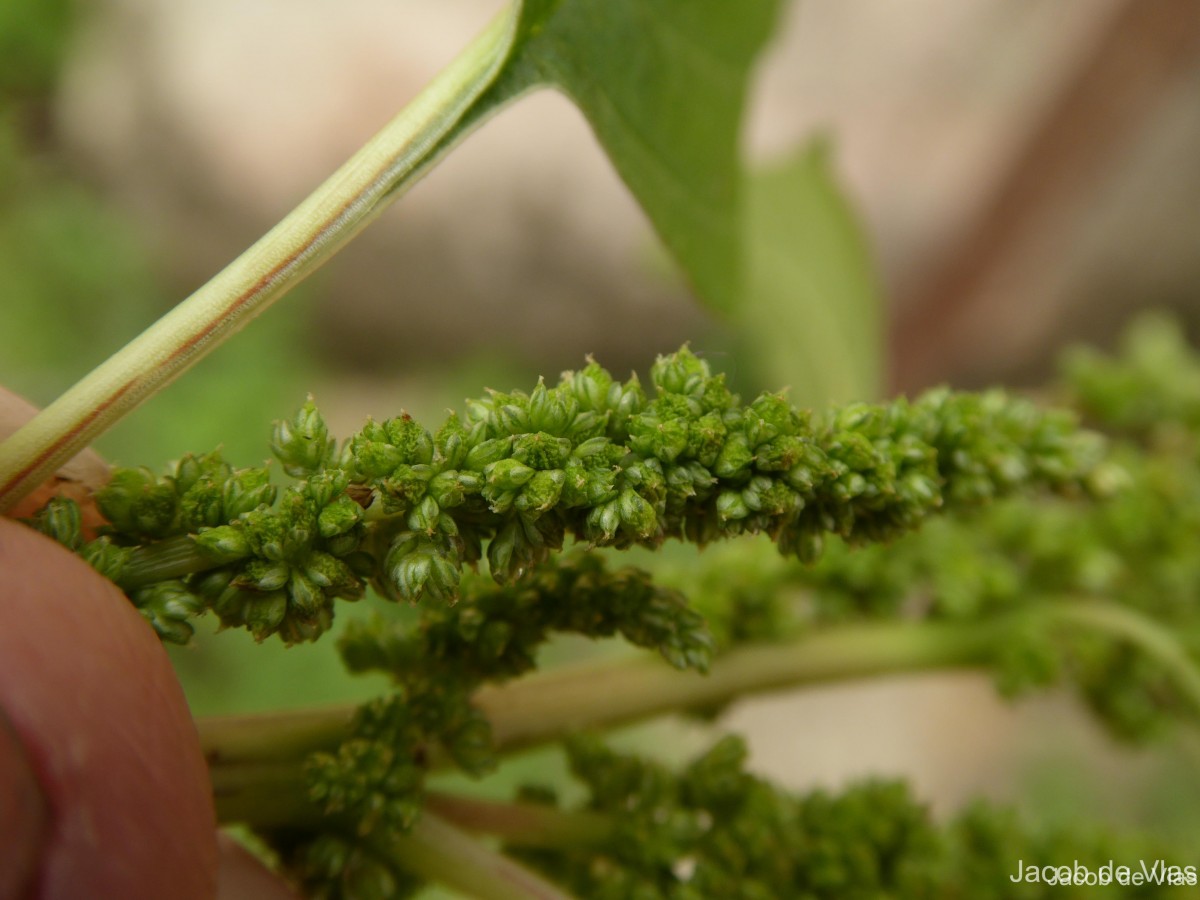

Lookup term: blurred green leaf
[450,0,784,313]
[0,0,73,99]
[739,140,882,405]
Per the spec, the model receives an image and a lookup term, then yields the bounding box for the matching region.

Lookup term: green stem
[0,6,520,514]
[473,615,1000,754]
[380,811,576,900]
[203,704,354,774]
[1043,601,1200,713]
[424,791,612,848]
[210,761,313,829]
[119,535,226,589]
[203,616,1003,815]
[205,599,1200,834]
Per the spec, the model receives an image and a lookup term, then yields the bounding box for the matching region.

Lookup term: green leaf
[738,140,883,405]
[450,0,784,313]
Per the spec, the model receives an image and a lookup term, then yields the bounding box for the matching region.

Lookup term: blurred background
[4,0,1200,854]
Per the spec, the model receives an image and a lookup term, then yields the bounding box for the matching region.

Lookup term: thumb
[0,518,218,899]
[0,706,46,898]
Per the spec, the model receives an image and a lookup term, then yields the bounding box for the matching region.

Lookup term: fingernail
[0,708,48,899]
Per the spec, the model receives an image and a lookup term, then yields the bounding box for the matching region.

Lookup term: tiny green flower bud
[618,488,657,538]
[384,534,460,603]
[194,524,253,563]
[455,471,483,494]
[132,581,203,644]
[250,528,288,562]
[745,392,794,445]
[209,580,247,621]
[651,346,709,396]
[485,458,536,491]
[351,437,404,479]
[714,432,754,478]
[739,475,776,512]
[276,491,318,556]
[831,471,869,502]
[621,459,665,499]
[629,414,687,462]
[785,463,819,492]
[613,375,646,419]
[392,548,428,602]
[716,489,750,522]
[173,451,230,495]
[318,494,364,538]
[278,605,334,644]
[486,519,535,584]
[428,470,467,509]
[567,410,605,440]
[583,468,620,507]
[384,415,434,465]
[301,469,350,508]
[570,360,613,410]
[529,380,571,434]
[558,461,589,507]
[304,552,362,597]
[426,552,461,604]
[243,592,289,641]
[34,496,83,549]
[288,570,326,618]
[177,481,225,531]
[829,429,878,471]
[495,401,530,435]
[80,537,131,583]
[271,399,335,477]
[221,467,276,519]
[514,469,566,517]
[407,495,441,533]
[96,467,177,538]
[572,436,612,460]
[512,432,571,469]
[699,372,736,412]
[240,559,291,591]
[465,437,513,470]
[190,566,231,599]
[689,411,728,466]
[434,413,469,468]
[587,500,621,540]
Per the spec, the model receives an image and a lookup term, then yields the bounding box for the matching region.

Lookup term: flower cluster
[1064,313,1200,439]
[27,347,1104,645]
[512,736,1180,899]
[67,449,371,643]
[349,347,1104,604]
[302,554,713,864]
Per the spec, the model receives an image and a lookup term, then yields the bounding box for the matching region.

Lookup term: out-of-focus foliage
[515,736,1189,899]
[0,0,73,99]
[740,141,882,405]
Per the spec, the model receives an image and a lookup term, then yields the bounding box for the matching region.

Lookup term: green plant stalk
[203,599,1200,829]
[1043,601,1200,712]
[378,810,575,900]
[119,534,217,588]
[424,791,613,849]
[204,615,1005,822]
[472,615,1002,754]
[0,6,520,514]
[213,766,612,849]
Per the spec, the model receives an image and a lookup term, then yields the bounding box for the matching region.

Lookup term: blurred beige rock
[61,0,1200,387]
